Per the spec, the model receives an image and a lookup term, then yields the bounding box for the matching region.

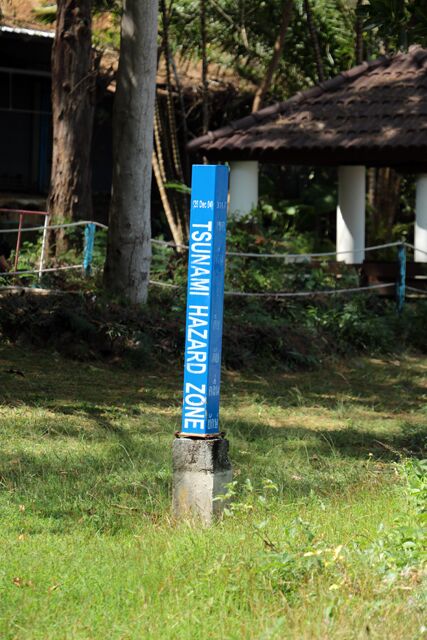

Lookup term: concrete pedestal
[172,438,232,525]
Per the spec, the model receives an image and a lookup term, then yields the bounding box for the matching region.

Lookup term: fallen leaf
[13,577,33,588]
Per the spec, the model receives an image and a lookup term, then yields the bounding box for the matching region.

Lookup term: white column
[415,174,427,263]
[336,166,366,264]
[229,161,259,218]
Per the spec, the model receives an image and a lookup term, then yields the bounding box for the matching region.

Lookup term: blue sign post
[181,164,229,437]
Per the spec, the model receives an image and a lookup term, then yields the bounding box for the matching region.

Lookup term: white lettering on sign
[183,381,206,430]
[209,384,220,397]
[189,222,212,296]
[192,254,210,266]
[192,200,214,209]
[186,305,209,373]
[182,164,229,436]
[207,417,219,430]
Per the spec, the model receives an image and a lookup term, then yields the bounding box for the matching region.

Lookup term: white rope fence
[0,220,108,234]
[147,280,397,298]
[406,285,427,295]
[0,218,426,298]
[0,265,82,277]
[225,282,396,298]
[403,242,427,258]
[0,219,414,258]
[153,237,404,259]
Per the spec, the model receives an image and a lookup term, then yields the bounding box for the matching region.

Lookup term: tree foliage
[360,0,427,50]
[168,0,359,98]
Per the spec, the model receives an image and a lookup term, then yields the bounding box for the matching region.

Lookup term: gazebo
[188,46,427,266]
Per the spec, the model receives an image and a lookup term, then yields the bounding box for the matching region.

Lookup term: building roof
[188,46,427,169]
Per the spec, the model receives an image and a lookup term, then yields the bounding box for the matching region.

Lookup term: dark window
[0,72,10,108]
[12,73,36,110]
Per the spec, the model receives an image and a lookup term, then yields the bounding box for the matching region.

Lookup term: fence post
[13,213,24,272]
[397,242,406,313]
[83,223,96,275]
[38,214,50,280]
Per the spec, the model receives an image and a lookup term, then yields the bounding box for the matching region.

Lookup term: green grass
[0,345,426,639]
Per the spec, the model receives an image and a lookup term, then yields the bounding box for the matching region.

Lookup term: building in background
[0,24,113,213]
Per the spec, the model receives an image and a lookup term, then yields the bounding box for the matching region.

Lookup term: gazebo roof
[188,46,427,170]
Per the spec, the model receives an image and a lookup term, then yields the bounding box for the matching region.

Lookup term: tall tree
[360,0,427,50]
[355,0,364,63]
[200,0,210,131]
[104,0,159,304]
[48,0,96,256]
[304,0,325,82]
[251,0,293,112]
[151,0,187,249]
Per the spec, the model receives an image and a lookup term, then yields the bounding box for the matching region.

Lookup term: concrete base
[172,438,232,525]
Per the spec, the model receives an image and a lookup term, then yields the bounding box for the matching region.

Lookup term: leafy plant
[363,459,426,581]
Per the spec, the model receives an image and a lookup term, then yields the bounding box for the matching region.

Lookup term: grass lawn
[0,345,425,639]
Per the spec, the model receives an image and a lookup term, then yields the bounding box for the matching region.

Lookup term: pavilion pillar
[229,161,259,218]
[415,174,427,263]
[336,166,366,264]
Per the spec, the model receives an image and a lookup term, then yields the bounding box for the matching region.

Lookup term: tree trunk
[170,54,191,184]
[160,0,189,238]
[161,0,184,182]
[252,0,293,112]
[375,167,401,242]
[304,0,325,83]
[48,0,95,257]
[201,0,210,132]
[152,150,184,248]
[355,0,364,64]
[103,0,158,304]
[368,167,401,242]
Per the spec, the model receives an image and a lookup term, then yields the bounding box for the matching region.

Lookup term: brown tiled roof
[188,47,427,169]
